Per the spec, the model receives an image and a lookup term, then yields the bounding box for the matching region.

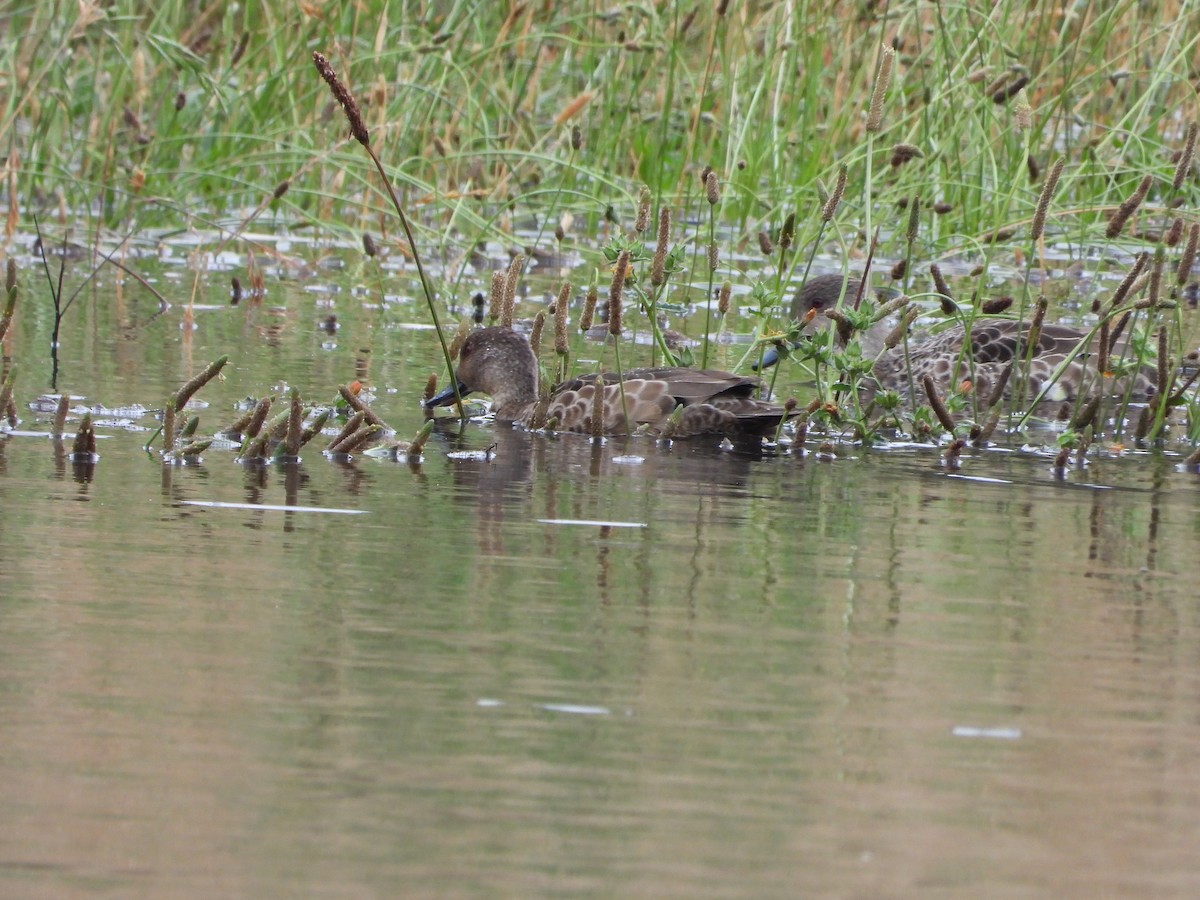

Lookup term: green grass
[3,1,1200,448]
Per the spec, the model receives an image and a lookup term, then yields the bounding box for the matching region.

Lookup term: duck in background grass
[765,273,1161,404]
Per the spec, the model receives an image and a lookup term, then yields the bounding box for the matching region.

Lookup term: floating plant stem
[0,257,16,342]
[298,409,331,449]
[174,356,228,413]
[337,383,389,430]
[328,410,366,452]
[0,363,15,427]
[313,51,463,419]
[283,387,303,457]
[52,394,69,439]
[330,423,380,455]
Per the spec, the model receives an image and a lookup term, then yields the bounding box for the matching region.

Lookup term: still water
[2,249,1200,897]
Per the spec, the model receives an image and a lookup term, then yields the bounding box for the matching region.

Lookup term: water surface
[2,249,1200,897]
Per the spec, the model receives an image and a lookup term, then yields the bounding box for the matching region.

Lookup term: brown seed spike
[1106,175,1152,239]
[865,46,894,133]
[313,51,370,147]
[779,212,796,251]
[992,74,1029,104]
[923,376,957,434]
[757,231,774,256]
[1166,217,1184,248]
[1179,223,1200,284]
[554,282,570,355]
[634,186,651,233]
[822,164,848,222]
[650,207,671,286]
[718,281,731,316]
[1031,156,1064,243]
[929,263,955,309]
[705,171,720,206]
[1174,122,1197,191]
[609,251,629,336]
[580,286,598,333]
[529,310,546,358]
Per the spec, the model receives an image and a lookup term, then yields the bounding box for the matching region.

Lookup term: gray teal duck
[426,326,798,437]
[784,273,1158,403]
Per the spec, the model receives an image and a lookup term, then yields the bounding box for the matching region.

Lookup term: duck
[768,273,1159,403]
[425,326,798,437]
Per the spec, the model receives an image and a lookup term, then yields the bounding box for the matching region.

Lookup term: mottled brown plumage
[427,327,797,437]
[792,284,1157,402]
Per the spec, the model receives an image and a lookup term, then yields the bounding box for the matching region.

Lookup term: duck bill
[424,380,472,409]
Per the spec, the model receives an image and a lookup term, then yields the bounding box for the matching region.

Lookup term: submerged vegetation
[3,2,1200,462]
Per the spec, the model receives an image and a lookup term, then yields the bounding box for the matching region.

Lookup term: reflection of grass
[5,3,1200,450]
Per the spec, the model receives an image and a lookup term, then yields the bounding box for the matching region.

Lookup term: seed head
[1173,122,1197,191]
[705,171,720,205]
[650,207,671,286]
[312,51,370,147]
[821,164,847,222]
[1031,156,1064,243]
[865,45,894,134]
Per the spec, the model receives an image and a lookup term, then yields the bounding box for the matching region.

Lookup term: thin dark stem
[362,144,465,419]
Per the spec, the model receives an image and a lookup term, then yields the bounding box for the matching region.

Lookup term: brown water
[2,248,1200,897]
